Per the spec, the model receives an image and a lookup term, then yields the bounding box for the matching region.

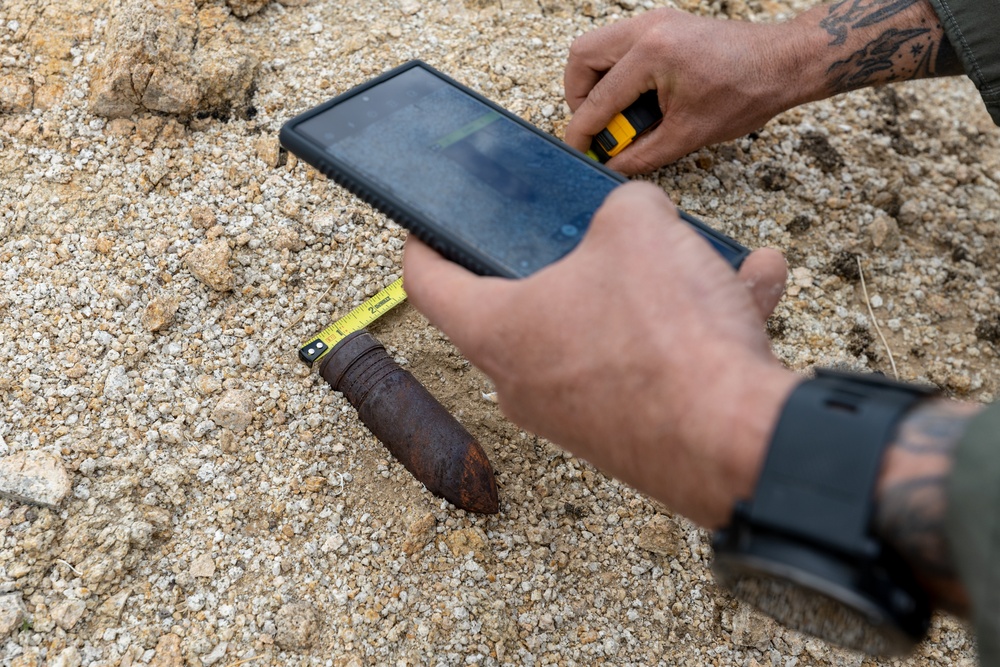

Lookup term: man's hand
[563,8,823,174]
[403,182,799,527]
[564,0,962,174]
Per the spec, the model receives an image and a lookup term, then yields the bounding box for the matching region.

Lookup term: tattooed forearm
[820,0,919,45]
[819,0,964,93]
[827,27,933,91]
[877,476,956,579]
[874,399,981,614]
[890,399,974,454]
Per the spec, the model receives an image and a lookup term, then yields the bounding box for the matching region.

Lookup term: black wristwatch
[712,368,938,655]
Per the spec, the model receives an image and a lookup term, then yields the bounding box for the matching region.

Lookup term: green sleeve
[927,0,1000,125]
[946,402,1000,663]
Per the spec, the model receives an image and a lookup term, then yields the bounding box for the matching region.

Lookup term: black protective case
[280,60,749,276]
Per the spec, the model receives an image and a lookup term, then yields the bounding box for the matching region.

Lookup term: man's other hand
[403,182,799,527]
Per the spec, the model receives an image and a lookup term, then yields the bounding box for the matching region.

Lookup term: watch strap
[748,369,937,557]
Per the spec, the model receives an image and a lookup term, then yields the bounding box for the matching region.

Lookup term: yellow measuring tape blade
[298,277,407,365]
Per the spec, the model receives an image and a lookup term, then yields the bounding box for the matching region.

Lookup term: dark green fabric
[928,0,1000,124]
[946,402,1000,664]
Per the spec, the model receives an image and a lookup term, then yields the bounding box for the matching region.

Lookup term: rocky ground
[1,0,998,665]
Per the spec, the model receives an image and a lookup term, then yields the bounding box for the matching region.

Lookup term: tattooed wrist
[874,399,981,615]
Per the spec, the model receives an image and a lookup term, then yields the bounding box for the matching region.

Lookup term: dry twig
[857,256,898,379]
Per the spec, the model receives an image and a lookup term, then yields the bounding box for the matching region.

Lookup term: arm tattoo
[877,476,956,579]
[873,399,980,614]
[892,400,975,454]
[820,0,964,92]
[827,27,933,92]
[820,0,920,45]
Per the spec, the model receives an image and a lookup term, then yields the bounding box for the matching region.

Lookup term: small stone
[255,135,284,168]
[0,74,33,113]
[190,554,216,578]
[142,296,181,332]
[50,648,82,667]
[896,199,921,226]
[97,589,131,620]
[636,514,683,558]
[104,365,132,401]
[0,451,72,508]
[403,511,436,555]
[149,634,183,667]
[190,206,217,229]
[201,642,228,666]
[870,214,900,250]
[311,212,337,236]
[0,593,26,640]
[186,239,235,291]
[227,0,271,17]
[211,390,254,432]
[274,227,305,252]
[274,601,319,650]
[321,533,345,552]
[65,364,88,379]
[158,422,185,444]
[152,462,187,486]
[731,601,777,651]
[106,118,136,136]
[50,599,87,630]
[444,527,489,560]
[11,649,42,667]
[399,0,421,14]
[240,341,261,368]
[791,266,814,289]
[195,374,222,395]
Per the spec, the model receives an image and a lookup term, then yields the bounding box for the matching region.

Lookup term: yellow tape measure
[298,277,407,365]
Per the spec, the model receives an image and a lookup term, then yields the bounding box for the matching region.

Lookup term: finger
[576,181,678,249]
[564,19,644,112]
[402,236,482,332]
[402,236,508,351]
[736,247,787,320]
[604,120,693,175]
[564,48,659,153]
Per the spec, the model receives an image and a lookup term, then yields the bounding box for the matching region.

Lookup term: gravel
[1,0,996,665]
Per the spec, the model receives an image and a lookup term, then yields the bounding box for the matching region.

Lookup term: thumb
[737,247,787,320]
[402,235,507,350]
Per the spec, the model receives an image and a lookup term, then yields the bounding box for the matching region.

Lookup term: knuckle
[567,33,594,60]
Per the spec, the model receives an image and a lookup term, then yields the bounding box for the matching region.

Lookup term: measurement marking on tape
[298,277,407,365]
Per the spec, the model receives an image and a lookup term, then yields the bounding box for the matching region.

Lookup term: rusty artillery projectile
[319,330,499,514]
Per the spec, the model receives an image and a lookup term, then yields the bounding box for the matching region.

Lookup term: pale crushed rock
[0,593,26,640]
[636,513,686,558]
[185,238,236,291]
[0,73,33,113]
[0,0,996,664]
[148,634,183,667]
[49,646,82,667]
[210,389,254,432]
[0,451,72,508]
[274,601,319,650]
[227,0,272,18]
[190,553,217,578]
[102,364,132,401]
[49,599,87,631]
[96,588,132,620]
[142,295,181,332]
[402,510,436,555]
